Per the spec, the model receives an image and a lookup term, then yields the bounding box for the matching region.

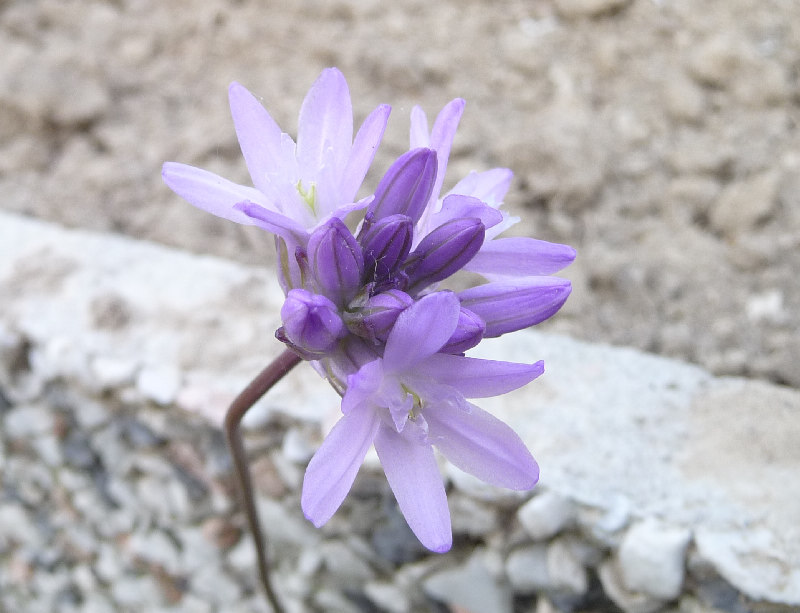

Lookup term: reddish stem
[223,349,302,613]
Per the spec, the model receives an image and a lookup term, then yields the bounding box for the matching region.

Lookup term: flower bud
[457,277,572,337]
[307,217,364,306]
[279,289,346,355]
[344,289,413,343]
[439,307,485,354]
[359,214,414,282]
[369,148,438,224]
[404,218,485,292]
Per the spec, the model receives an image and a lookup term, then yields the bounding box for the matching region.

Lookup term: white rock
[3,403,55,438]
[126,528,182,574]
[281,426,317,464]
[364,581,411,613]
[424,548,513,613]
[189,563,243,604]
[506,544,550,593]
[619,519,691,600]
[547,538,588,595]
[136,365,182,405]
[517,491,575,540]
[599,559,663,613]
[91,355,137,389]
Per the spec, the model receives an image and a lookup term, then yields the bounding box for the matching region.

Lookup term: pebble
[135,365,182,406]
[90,355,137,390]
[599,559,664,613]
[3,403,56,438]
[423,548,513,613]
[506,544,551,593]
[547,538,588,595]
[517,491,575,541]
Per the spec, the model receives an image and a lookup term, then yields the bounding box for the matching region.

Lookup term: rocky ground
[0,0,798,388]
[2,213,798,613]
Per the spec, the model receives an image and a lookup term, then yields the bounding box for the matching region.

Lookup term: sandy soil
[1,0,798,387]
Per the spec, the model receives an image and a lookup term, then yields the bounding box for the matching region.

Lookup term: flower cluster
[163,68,575,552]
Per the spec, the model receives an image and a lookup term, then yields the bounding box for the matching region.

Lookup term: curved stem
[224,349,302,613]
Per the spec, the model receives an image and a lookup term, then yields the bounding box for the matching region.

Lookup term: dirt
[1,0,798,388]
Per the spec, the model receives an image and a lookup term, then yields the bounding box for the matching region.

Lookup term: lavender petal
[448,168,513,206]
[427,401,539,490]
[296,68,353,184]
[228,82,284,196]
[465,237,577,277]
[162,162,266,226]
[374,425,452,553]
[458,278,572,337]
[341,104,391,203]
[359,214,414,281]
[233,201,309,245]
[301,404,380,527]
[416,355,544,398]
[383,291,460,372]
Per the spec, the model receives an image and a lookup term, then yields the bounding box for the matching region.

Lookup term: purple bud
[307,218,364,306]
[359,214,414,282]
[404,218,485,292]
[439,307,486,354]
[369,148,438,224]
[279,289,346,355]
[457,277,572,337]
[344,289,413,343]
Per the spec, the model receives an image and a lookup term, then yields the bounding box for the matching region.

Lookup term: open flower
[301,292,542,552]
[162,68,391,246]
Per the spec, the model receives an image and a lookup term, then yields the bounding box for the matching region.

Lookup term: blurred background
[1,0,798,389]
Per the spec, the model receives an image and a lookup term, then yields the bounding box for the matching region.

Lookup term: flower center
[296,181,317,215]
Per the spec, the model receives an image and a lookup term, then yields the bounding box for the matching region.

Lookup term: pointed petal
[233,201,308,244]
[297,68,353,183]
[428,98,465,203]
[228,82,284,195]
[162,162,265,225]
[458,278,572,337]
[417,354,543,398]
[301,404,380,527]
[427,402,539,490]
[448,168,513,207]
[409,105,430,148]
[437,194,504,230]
[374,425,452,552]
[384,291,461,372]
[340,104,391,202]
[466,237,577,277]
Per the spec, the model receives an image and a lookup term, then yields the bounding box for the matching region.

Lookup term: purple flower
[162,68,391,243]
[301,292,541,552]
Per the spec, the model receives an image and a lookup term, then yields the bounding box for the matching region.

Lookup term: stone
[517,491,575,541]
[547,538,588,595]
[364,581,411,613]
[90,356,137,390]
[423,548,513,613]
[126,529,182,575]
[506,544,550,593]
[189,563,243,605]
[618,519,691,600]
[3,403,55,439]
[599,559,663,613]
[709,170,781,236]
[135,365,182,406]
